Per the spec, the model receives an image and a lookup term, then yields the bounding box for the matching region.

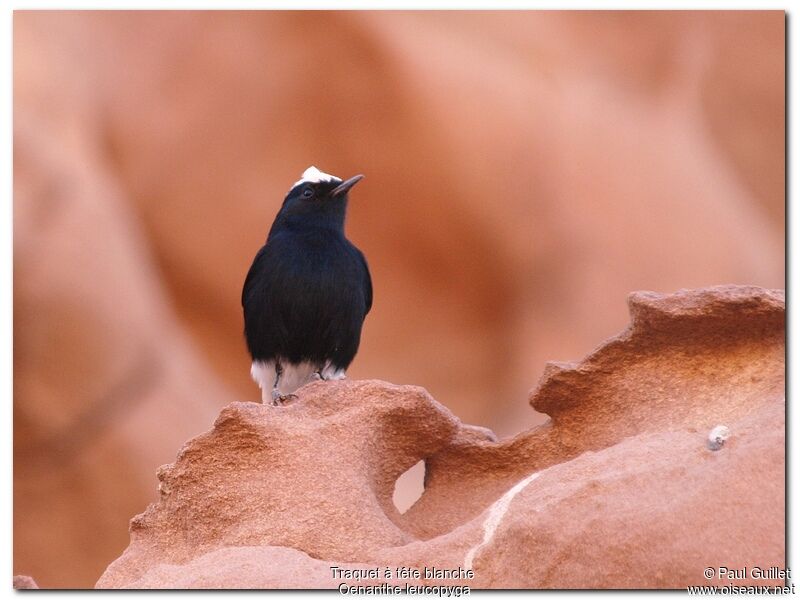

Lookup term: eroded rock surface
[97,286,784,589]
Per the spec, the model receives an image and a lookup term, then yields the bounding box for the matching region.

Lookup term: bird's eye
[302,187,314,198]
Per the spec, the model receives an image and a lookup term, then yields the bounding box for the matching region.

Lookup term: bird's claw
[271,392,298,406]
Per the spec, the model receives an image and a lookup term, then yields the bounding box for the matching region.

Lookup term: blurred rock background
[13,10,784,588]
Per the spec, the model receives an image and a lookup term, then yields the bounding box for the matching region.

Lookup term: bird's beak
[331,174,364,197]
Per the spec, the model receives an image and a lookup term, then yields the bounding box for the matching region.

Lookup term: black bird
[242,166,372,404]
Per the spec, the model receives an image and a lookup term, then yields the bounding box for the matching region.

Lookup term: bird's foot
[312,371,324,381]
[271,390,298,406]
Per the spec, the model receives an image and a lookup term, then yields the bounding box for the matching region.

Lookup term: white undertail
[251,359,347,402]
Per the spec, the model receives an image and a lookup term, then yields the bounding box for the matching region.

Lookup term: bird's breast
[268,232,365,295]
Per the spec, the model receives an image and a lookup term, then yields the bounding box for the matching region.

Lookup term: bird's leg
[271,362,297,405]
[271,362,283,405]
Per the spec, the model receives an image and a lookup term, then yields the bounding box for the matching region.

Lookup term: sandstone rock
[471,401,785,588]
[116,547,380,590]
[97,285,784,589]
[97,381,461,588]
[405,285,785,538]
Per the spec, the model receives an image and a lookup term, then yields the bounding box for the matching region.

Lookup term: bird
[242,166,372,405]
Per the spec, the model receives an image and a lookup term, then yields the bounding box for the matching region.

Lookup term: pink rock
[97,285,784,589]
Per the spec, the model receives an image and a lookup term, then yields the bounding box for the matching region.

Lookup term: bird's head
[272,166,364,234]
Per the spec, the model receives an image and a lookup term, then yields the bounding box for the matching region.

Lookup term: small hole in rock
[393,460,426,514]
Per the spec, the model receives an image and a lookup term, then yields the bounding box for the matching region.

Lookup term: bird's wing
[241,245,268,307]
[356,248,373,315]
